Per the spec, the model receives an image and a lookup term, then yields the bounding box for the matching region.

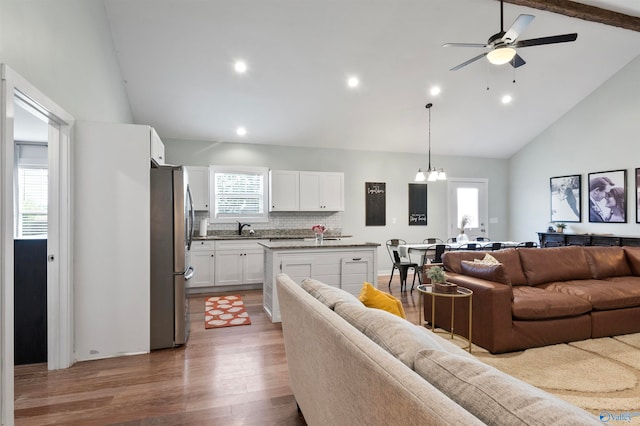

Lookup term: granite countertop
[193,233,352,241]
[258,240,380,249]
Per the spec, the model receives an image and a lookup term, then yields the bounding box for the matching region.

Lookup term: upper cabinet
[150,128,165,165]
[269,170,300,211]
[186,166,210,211]
[299,171,344,211]
[270,170,344,212]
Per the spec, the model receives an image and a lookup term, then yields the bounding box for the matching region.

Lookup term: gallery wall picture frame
[588,169,627,223]
[550,175,581,223]
[636,168,640,224]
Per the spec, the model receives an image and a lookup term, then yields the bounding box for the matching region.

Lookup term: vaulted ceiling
[104,0,640,158]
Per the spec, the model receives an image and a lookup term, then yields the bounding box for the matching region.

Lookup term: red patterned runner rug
[205,295,252,329]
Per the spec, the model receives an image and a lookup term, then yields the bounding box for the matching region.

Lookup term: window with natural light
[16,143,48,237]
[209,166,269,223]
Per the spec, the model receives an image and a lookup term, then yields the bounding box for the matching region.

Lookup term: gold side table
[416,284,473,353]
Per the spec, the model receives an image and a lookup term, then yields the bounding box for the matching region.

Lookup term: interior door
[447,178,489,240]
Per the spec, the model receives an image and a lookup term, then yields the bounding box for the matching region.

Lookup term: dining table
[398,241,523,264]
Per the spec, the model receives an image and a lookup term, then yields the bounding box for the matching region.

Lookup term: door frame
[1,64,74,424]
[446,177,489,240]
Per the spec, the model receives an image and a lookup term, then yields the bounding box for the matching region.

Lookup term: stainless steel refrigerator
[150,165,195,350]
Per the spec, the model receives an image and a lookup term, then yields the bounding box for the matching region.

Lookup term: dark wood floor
[13,276,420,425]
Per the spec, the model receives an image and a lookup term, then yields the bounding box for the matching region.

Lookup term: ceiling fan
[443,0,578,71]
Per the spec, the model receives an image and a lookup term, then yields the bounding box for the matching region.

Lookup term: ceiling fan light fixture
[487,47,516,65]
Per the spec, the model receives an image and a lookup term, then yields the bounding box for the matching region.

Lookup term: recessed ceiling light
[430,86,441,96]
[236,126,247,136]
[234,60,247,74]
[347,76,360,88]
[501,95,513,104]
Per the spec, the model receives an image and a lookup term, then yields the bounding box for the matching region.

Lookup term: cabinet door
[150,128,165,165]
[320,172,344,211]
[244,249,265,284]
[186,166,209,211]
[190,251,215,287]
[280,257,314,284]
[299,172,322,210]
[341,255,374,295]
[269,170,299,211]
[215,250,244,285]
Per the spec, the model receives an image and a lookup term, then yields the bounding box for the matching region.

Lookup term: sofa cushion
[624,246,640,276]
[511,286,592,320]
[461,261,511,286]
[301,278,363,309]
[518,246,592,286]
[358,282,406,318]
[541,277,640,311]
[443,248,527,286]
[334,302,445,369]
[413,349,599,425]
[583,246,631,279]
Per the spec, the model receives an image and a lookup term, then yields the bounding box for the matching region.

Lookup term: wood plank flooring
[14,276,420,425]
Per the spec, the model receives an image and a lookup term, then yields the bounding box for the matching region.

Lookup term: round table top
[416,284,473,297]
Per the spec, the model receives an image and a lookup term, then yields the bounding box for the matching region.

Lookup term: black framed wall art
[365,182,386,226]
[408,183,427,226]
[550,175,581,222]
[588,169,627,223]
[636,168,640,223]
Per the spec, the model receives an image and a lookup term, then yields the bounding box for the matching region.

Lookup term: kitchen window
[209,166,269,223]
[15,142,48,237]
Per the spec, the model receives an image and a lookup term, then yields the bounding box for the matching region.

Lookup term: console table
[538,232,640,248]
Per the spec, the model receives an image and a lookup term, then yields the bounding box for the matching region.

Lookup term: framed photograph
[588,170,627,223]
[636,169,640,223]
[550,175,581,222]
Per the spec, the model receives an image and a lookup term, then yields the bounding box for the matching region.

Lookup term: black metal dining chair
[386,239,420,293]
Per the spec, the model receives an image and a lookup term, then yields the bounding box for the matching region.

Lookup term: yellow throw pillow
[358,282,406,319]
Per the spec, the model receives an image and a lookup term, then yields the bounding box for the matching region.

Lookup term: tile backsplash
[194,211,343,235]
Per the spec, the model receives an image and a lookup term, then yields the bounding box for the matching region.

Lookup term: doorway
[1,64,74,424]
[447,178,489,241]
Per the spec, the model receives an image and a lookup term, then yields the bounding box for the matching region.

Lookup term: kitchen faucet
[238,222,251,235]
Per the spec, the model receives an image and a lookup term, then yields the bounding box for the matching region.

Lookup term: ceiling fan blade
[442,42,489,48]
[502,14,535,43]
[514,33,578,48]
[510,53,526,68]
[450,52,488,71]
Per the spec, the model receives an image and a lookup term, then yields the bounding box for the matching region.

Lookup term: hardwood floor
[13,276,420,425]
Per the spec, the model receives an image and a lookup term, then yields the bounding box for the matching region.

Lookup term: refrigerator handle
[186,184,195,251]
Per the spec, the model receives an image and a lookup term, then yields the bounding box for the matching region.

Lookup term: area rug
[467,333,640,422]
[204,295,251,329]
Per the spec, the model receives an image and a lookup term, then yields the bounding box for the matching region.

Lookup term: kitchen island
[260,240,380,322]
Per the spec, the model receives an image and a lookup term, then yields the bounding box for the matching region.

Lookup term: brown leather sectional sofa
[427,246,640,353]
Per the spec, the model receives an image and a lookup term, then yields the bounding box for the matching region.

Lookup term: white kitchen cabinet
[189,240,215,287]
[186,166,209,211]
[262,243,378,322]
[299,171,344,211]
[269,170,299,211]
[215,240,267,286]
[150,128,165,165]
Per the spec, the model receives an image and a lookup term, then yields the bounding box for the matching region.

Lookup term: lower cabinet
[263,246,378,322]
[188,239,267,288]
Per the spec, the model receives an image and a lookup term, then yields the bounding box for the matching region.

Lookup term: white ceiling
[103,0,640,159]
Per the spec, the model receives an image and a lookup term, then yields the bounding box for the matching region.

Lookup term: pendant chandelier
[415,103,446,182]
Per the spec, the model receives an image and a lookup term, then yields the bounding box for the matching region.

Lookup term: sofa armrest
[444,273,515,353]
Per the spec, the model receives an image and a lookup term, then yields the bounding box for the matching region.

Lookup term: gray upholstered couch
[276,273,599,425]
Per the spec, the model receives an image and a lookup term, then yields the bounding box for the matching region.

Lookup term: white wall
[0,0,133,123]
[164,139,510,271]
[509,55,640,242]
